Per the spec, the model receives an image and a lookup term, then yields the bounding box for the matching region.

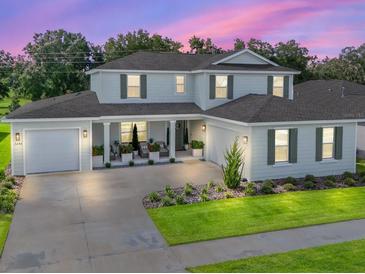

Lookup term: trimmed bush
[261,180,274,194]
[284,176,296,185]
[200,193,209,202]
[245,182,257,196]
[201,186,208,195]
[221,138,244,189]
[343,171,353,179]
[176,195,186,205]
[184,183,193,196]
[283,183,296,191]
[304,180,315,189]
[92,145,103,156]
[207,180,214,189]
[105,162,111,168]
[215,184,224,193]
[149,143,161,152]
[169,158,175,163]
[165,185,175,198]
[0,189,17,213]
[224,192,234,199]
[304,174,316,182]
[148,159,154,165]
[326,175,336,182]
[148,192,160,202]
[324,180,336,188]
[2,182,13,189]
[161,196,174,206]
[129,160,134,167]
[344,177,356,186]
[191,140,204,149]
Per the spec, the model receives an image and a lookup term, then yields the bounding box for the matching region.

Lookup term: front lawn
[0,123,11,170]
[188,238,365,272]
[148,187,365,245]
[0,214,12,255]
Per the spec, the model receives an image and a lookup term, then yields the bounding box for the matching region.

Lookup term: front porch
[92,118,206,168]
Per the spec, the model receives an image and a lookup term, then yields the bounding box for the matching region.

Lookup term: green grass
[148,187,365,245]
[0,214,12,255]
[357,159,365,174]
[0,96,30,116]
[188,238,365,272]
[0,123,11,170]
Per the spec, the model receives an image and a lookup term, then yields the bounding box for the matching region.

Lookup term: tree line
[0,29,364,107]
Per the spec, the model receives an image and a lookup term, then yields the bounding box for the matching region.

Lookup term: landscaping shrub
[169,158,175,163]
[191,140,204,149]
[105,162,111,168]
[200,193,209,202]
[0,189,17,213]
[224,191,234,199]
[304,180,315,189]
[215,184,224,193]
[129,160,134,167]
[149,143,161,152]
[207,180,214,189]
[184,183,193,196]
[161,196,174,206]
[92,145,103,156]
[343,171,353,179]
[176,195,186,205]
[304,174,315,182]
[0,170,6,181]
[148,159,154,165]
[283,183,296,191]
[358,171,365,177]
[360,176,365,183]
[324,180,336,188]
[148,192,160,202]
[326,175,337,182]
[2,182,13,189]
[201,186,208,195]
[344,177,356,186]
[284,176,296,185]
[261,180,274,194]
[119,144,133,155]
[132,124,139,151]
[245,182,257,196]
[222,138,244,189]
[165,185,175,198]
[6,176,16,184]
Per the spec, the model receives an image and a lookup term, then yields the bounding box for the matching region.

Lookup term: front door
[175,120,184,151]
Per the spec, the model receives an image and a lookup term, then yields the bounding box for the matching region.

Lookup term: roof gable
[212,49,278,66]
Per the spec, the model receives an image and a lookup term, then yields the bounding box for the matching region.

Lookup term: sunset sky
[0,0,364,58]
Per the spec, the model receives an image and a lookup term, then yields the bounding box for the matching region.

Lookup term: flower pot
[121,153,133,163]
[133,150,139,158]
[184,144,189,150]
[92,155,104,168]
[149,151,160,161]
[192,148,203,157]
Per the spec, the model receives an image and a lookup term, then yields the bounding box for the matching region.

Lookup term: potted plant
[132,124,139,157]
[149,143,161,161]
[92,145,104,167]
[191,140,204,157]
[119,144,133,163]
[184,127,189,150]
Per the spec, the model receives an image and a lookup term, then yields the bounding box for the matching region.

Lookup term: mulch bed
[143,173,365,209]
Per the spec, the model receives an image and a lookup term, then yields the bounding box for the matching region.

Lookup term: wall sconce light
[15,132,21,142]
[83,130,88,138]
[243,136,248,144]
[201,124,206,132]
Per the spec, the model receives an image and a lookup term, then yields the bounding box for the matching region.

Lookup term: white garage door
[25,129,80,174]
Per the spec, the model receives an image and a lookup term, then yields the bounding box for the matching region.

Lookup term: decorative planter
[149,151,160,161]
[92,155,104,168]
[184,144,189,151]
[133,150,139,158]
[192,148,203,157]
[121,153,133,163]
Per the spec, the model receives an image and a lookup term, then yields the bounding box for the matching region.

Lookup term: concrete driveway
[0,160,222,272]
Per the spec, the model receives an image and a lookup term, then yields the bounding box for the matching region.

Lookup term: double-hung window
[120,121,147,143]
[322,127,334,159]
[176,75,185,93]
[275,129,289,163]
[215,75,228,98]
[127,75,140,98]
[273,76,284,97]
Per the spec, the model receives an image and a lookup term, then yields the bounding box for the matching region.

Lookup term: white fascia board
[247,119,365,127]
[2,117,97,123]
[212,49,279,66]
[191,70,300,75]
[86,69,190,75]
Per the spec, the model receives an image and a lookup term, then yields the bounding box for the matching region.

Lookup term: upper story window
[322,127,334,159]
[216,75,228,98]
[176,75,185,93]
[127,75,140,98]
[275,129,289,163]
[273,76,284,97]
[121,121,147,143]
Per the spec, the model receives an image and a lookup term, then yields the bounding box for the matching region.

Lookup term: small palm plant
[222,137,245,189]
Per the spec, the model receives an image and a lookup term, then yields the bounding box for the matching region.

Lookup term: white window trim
[175,75,186,94]
[127,74,141,98]
[322,127,335,160]
[215,75,228,99]
[273,76,284,97]
[274,128,289,164]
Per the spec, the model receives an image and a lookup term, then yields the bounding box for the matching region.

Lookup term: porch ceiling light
[201,124,206,132]
[15,132,21,142]
[83,129,88,138]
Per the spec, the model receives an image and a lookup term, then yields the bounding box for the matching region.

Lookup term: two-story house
[4,49,365,180]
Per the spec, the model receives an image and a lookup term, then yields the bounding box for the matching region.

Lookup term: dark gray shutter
[120,74,127,99]
[316,128,323,161]
[227,75,234,99]
[283,76,289,98]
[140,74,147,99]
[267,129,275,165]
[334,126,343,160]
[289,128,298,163]
[209,75,216,99]
[267,76,273,95]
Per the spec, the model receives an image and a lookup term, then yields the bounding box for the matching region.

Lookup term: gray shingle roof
[6,80,365,123]
[95,51,298,72]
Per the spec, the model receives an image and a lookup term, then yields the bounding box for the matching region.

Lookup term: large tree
[0,50,14,99]
[22,29,99,100]
[246,38,274,60]
[103,29,182,62]
[188,36,224,54]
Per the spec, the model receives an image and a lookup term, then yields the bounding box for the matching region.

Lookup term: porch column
[103,122,110,164]
[169,120,176,159]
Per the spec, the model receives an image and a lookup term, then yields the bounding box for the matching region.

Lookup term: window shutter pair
[267,128,297,165]
[120,74,147,99]
[209,75,234,99]
[267,75,289,98]
[315,127,343,161]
